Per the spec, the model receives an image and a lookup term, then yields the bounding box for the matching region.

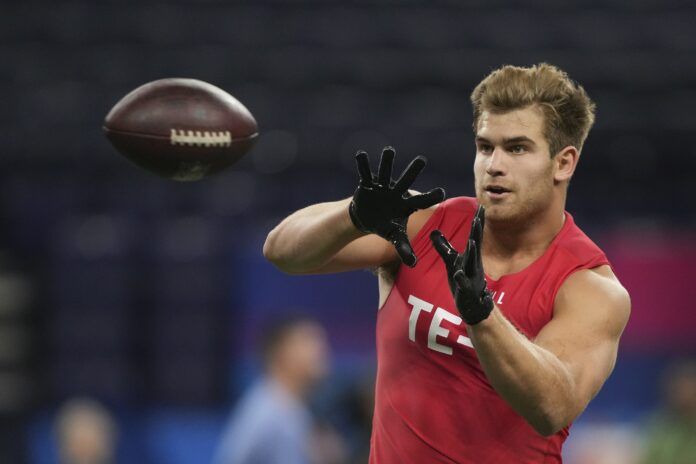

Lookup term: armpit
[374,260,399,283]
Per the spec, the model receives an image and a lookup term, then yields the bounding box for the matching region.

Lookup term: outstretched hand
[349,146,445,267]
[430,205,494,324]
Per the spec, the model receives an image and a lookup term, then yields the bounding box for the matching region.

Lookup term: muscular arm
[264,148,443,274]
[467,265,631,436]
[263,197,393,274]
[264,196,437,275]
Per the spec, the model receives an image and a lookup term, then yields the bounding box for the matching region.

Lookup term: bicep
[534,267,631,408]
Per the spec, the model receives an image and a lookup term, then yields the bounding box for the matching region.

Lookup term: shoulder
[406,195,477,237]
[554,213,607,263]
[555,265,631,335]
[440,196,479,215]
[560,266,630,305]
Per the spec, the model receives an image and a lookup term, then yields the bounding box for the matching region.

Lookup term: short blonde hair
[471,63,596,156]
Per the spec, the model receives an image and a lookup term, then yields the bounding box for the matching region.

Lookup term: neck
[484,201,566,261]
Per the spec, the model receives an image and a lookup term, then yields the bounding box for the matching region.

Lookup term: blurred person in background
[213,316,345,464]
[640,360,696,464]
[54,398,118,464]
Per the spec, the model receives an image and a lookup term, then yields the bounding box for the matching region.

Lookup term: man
[641,360,696,463]
[213,316,332,464]
[263,63,630,463]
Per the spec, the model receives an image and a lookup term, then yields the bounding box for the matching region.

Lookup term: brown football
[103,78,258,181]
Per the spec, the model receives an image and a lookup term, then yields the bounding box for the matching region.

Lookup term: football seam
[170,129,231,147]
[102,127,259,145]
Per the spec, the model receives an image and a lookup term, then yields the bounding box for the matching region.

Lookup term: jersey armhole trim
[377,202,447,311]
[410,201,447,253]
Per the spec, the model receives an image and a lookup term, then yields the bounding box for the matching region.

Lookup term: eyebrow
[475,136,537,145]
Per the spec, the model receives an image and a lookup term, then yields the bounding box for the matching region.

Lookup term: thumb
[453,269,473,293]
[405,188,446,211]
[391,230,417,267]
[430,230,457,268]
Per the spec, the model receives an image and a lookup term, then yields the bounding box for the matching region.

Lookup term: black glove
[349,146,445,267]
[430,205,494,325]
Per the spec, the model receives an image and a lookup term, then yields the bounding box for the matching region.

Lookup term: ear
[553,146,579,184]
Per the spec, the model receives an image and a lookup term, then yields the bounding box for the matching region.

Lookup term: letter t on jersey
[407,294,474,355]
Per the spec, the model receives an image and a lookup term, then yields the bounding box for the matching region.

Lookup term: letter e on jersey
[407,294,474,355]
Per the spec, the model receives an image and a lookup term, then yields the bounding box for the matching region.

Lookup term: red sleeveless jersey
[370,197,610,464]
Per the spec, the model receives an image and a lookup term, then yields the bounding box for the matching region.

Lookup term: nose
[485,148,507,177]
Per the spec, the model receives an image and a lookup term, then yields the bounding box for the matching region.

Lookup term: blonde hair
[471,63,596,156]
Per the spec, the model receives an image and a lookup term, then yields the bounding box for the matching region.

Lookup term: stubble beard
[476,176,554,230]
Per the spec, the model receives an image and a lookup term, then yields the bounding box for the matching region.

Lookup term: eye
[510,145,527,154]
[478,143,493,154]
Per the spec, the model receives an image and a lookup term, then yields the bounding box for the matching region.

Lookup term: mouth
[484,185,511,200]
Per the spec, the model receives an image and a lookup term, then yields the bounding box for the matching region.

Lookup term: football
[103,78,258,181]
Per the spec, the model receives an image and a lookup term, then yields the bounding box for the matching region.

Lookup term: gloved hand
[349,146,445,267]
[430,205,494,324]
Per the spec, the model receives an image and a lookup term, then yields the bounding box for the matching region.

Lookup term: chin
[484,205,518,223]
[477,196,524,224]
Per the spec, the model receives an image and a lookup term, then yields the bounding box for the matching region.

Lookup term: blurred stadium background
[1,0,695,462]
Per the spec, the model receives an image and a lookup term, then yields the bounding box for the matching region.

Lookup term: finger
[430,230,457,269]
[404,188,445,211]
[473,205,485,241]
[474,220,484,273]
[469,205,485,245]
[470,216,482,244]
[391,230,417,267]
[377,146,395,187]
[393,156,426,193]
[467,217,476,244]
[453,269,473,293]
[469,207,485,271]
[464,239,477,278]
[355,150,374,186]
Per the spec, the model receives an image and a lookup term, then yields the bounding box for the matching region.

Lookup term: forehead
[476,106,546,142]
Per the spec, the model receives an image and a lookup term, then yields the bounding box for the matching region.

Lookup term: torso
[369,196,610,464]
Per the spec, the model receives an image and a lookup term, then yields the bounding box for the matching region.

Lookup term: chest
[482,251,545,282]
[378,253,558,362]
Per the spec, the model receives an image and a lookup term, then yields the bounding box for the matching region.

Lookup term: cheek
[473,156,485,181]
[524,164,554,197]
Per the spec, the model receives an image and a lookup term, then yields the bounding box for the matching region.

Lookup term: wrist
[348,200,370,234]
[466,305,499,329]
[345,201,369,238]
[462,296,495,326]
